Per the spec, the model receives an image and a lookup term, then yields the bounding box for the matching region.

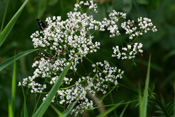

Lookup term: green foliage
[97,101,123,117]
[51,104,64,117]
[0,0,174,116]
[0,0,29,47]
[0,49,38,71]
[11,55,16,116]
[139,55,151,117]
[33,59,73,117]
[154,96,174,117]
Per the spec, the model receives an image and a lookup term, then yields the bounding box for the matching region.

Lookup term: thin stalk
[1,0,9,32]
[108,82,117,116]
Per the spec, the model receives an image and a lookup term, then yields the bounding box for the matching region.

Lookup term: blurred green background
[0,0,175,116]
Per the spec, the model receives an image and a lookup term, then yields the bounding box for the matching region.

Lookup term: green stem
[1,0,9,32]
[108,82,117,116]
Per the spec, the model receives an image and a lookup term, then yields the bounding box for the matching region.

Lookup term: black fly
[36,18,47,31]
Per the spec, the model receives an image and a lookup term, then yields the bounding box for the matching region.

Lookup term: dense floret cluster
[19,0,157,116]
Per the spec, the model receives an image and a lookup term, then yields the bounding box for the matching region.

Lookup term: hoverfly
[36,18,47,31]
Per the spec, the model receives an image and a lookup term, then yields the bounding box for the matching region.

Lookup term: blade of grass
[12,54,16,114]
[8,99,13,117]
[140,55,151,117]
[108,82,117,116]
[119,103,129,117]
[97,101,123,117]
[50,104,64,117]
[138,85,142,117]
[63,101,77,117]
[0,0,29,47]
[21,82,28,117]
[0,49,39,71]
[33,59,73,117]
[0,0,9,32]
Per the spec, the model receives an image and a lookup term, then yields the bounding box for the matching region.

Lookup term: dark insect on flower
[61,48,65,54]
[36,18,47,31]
[38,52,54,60]
[64,99,85,110]
[129,21,135,26]
[34,56,40,61]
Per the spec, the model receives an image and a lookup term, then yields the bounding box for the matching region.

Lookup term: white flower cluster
[92,60,124,93]
[102,10,126,37]
[121,17,157,40]
[56,60,123,116]
[74,1,98,12]
[112,43,143,59]
[113,16,157,60]
[19,0,157,115]
[57,76,94,116]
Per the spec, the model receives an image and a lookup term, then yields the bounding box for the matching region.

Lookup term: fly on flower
[36,18,47,30]
[38,52,54,60]
[64,99,85,110]
[34,56,40,61]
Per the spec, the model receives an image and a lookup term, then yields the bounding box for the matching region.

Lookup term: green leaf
[21,84,28,117]
[97,101,123,117]
[63,101,77,117]
[119,103,129,117]
[11,55,16,115]
[0,49,39,71]
[8,99,13,117]
[122,0,132,13]
[51,104,64,117]
[33,59,73,117]
[0,0,29,47]
[139,55,151,117]
[0,0,9,32]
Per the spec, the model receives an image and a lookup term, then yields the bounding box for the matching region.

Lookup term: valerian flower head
[19,0,157,116]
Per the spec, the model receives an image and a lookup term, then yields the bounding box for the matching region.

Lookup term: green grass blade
[140,55,151,117]
[8,99,13,117]
[50,104,64,117]
[119,103,129,117]
[0,0,9,32]
[21,84,28,117]
[63,101,77,117]
[33,59,73,117]
[0,0,29,47]
[108,82,117,116]
[0,49,39,71]
[139,85,142,117]
[97,101,123,117]
[12,55,16,115]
